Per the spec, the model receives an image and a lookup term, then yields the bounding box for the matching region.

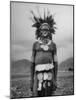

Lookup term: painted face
[39,30,51,44]
[39,23,51,40]
[40,30,50,37]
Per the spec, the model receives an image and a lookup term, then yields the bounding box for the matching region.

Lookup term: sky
[11,2,73,63]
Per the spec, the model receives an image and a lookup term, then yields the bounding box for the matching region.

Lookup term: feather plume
[31,10,56,32]
[30,10,57,39]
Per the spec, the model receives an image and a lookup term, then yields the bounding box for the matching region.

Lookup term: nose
[43,31,47,36]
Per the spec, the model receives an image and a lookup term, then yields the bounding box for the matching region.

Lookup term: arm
[30,43,36,91]
[52,43,58,82]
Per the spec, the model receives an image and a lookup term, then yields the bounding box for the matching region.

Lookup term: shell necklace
[38,39,51,51]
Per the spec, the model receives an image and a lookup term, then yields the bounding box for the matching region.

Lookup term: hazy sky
[11,2,73,63]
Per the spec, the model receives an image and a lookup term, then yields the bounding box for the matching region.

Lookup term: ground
[10,71,74,99]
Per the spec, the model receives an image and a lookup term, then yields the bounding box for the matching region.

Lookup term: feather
[30,10,57,37]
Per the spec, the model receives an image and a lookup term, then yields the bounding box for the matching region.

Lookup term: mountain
[58,57,74,71]
[11,59,31,75]
[11,57,74,76]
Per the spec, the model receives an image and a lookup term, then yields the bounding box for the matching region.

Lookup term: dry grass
[10,71,74,99]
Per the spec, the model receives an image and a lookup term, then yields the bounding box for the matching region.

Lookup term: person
[30,11,58,97]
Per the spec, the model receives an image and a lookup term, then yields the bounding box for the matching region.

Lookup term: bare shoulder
[51,41,56,45]
[32,41,39,49]
[51,41,57,49]
[33,41,39,46]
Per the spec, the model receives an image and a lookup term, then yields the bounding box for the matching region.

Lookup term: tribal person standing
[30,11,58,97]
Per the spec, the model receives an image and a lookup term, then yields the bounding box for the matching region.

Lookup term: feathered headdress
[30,10,56,39]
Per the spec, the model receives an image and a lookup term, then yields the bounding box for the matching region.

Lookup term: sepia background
[10,2,74,99]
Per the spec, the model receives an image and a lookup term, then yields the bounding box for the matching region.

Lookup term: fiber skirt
[32,63,54,96]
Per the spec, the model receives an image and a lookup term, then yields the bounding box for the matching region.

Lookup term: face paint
[39,23,52,42]
[40,30,51,40]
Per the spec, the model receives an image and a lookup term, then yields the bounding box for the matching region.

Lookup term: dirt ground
[10,71,74,99]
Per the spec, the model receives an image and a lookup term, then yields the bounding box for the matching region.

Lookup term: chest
[35,42,54,52]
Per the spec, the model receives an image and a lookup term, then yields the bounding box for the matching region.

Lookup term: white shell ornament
[40,45,49,51]
[37,73,43,81]
[44,73,48,80]
[38,82,42,90]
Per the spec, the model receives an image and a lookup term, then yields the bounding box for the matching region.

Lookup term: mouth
[40,30,50,37]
